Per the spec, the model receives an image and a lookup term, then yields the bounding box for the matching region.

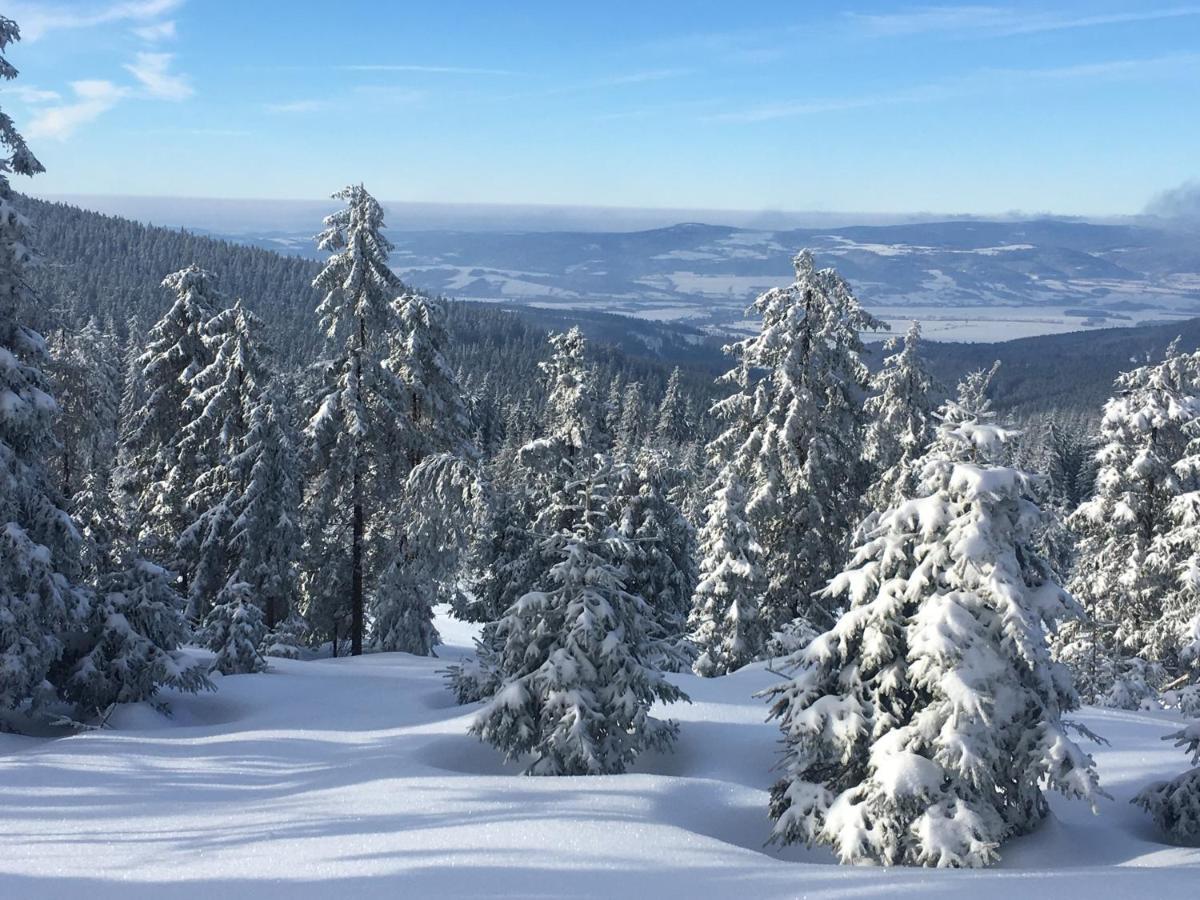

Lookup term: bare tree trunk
[351,489,364,656]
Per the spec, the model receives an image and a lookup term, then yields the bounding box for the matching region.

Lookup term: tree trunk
[351,492,364,656]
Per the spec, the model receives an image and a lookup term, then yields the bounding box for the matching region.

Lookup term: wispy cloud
[0,84,62,104]
[710,53,1199,122]
[27,80,127,139]
[124,51,193,100]
[11,0,183,41]
[132,19,176,42]
[849,4,1200,38]
[337,64,515,76]
[265,98,330,114]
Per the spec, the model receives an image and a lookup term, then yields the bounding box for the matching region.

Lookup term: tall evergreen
[711,249,883,633]
[122,265,222,575]
[301,184,405,655]
[0,17,88,721]
[1069,348,1200,677]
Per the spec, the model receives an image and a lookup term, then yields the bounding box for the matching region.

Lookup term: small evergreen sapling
[202,581,267,675]
[471,456,687,774]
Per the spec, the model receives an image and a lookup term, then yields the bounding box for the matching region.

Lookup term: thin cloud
[124,51,193,100]
[27,80,127,139]
[133,20,177,42]
[0,85,62,104]
[849,4,1200,38]
[709,53,1199,122]
[11,0,183,41]
[265,99,331,114]
[338,64,515,76]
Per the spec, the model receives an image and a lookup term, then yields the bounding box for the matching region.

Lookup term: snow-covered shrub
[260,614,308,660]
[1134,722,1200,845]
[65,554,211,714]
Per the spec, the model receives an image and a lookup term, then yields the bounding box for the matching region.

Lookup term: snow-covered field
[1,608,1197,898]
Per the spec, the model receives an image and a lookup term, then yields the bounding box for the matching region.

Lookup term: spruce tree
[655,366,690,447]
[1069,348,1200,675]
[763,385,1101,867]
[301,184,405,655]
[862,321,937,512]
[712,250,883,634]
[122,265,222,575]
[202,580,267,675]
[688,467,766,676]
[471,455,686,774]
[0,19,89,722]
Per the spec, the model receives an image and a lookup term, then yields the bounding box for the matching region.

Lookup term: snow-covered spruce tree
[301,184,406,655]
[861,320,937,513]
[655,366,690,447]
[371,455,481,655]
[228,396,301,630]
[121,265,222,573]
[1134,720,1200,845]
[613,448,696,668]
[762,390,1102,867]
[201,580,267,675]
[260,613,308,660]
[64,547,211,715]
[177,301,301,627]
[0,23,90,723]
[1069,347,1200,675]
[368,292,479,655]
[49,317,120,499]
[471,454,687,774]
[715,250,883,634]
[688,465,766,676]
[615,380,647,459]
[176,301,260,621]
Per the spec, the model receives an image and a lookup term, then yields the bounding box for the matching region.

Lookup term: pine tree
[688,466,766,676]
[202,580,267,675]
[0,19,89,722]
[862,321,937,512]
[762,387,1102,867]
[471,455,687,774]
[712,250,883,634]
[301,184,405,655]
[49,317,120,499]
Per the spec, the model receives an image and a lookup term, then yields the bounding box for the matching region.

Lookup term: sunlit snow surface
[1,607,1197,898]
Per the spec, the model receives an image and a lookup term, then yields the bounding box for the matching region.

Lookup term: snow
[1,606,1198,897]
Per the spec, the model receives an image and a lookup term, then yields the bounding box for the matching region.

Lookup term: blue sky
[2,0,1198,216]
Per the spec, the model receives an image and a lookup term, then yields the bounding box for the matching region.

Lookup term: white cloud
[27,80,127,139]
[124,51,193,100]
[11,0,183,41]
[132,20,176,42]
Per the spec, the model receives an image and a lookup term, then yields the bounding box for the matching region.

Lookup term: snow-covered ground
[1,608,1197,898]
